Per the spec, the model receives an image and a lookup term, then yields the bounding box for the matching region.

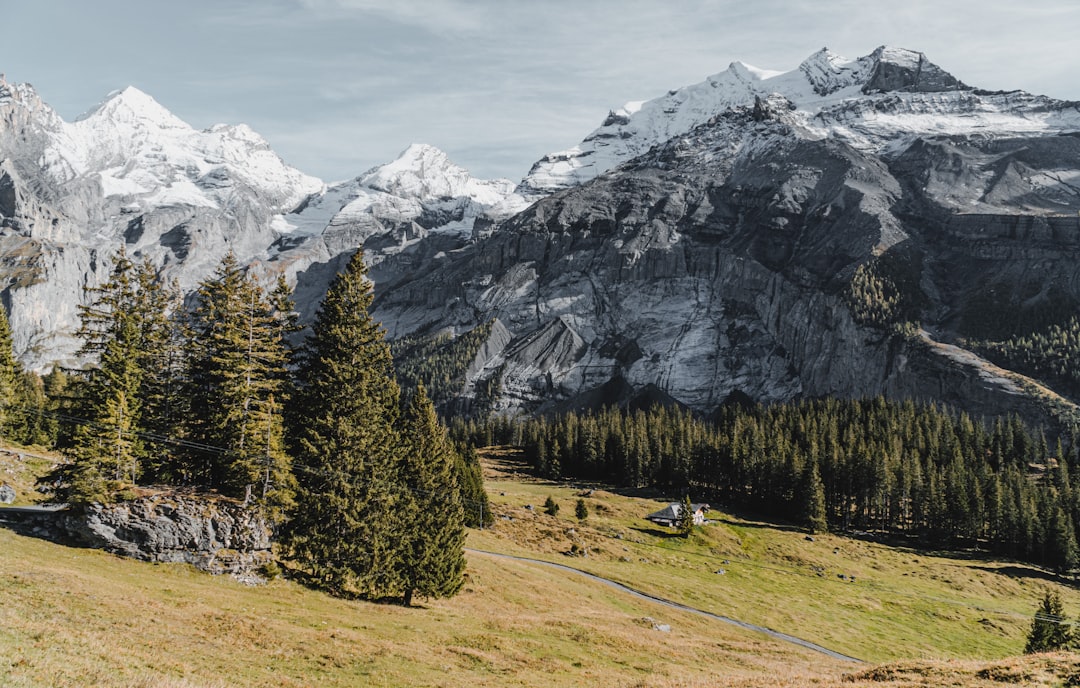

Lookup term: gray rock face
[59,493,272,574]
[371,90,1080,424]
[860,46,968,94]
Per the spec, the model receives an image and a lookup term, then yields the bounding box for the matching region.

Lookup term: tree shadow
[713,517,804,534]
[972,564,1073,586]
[629,525,685,540]
[0,506,91,549]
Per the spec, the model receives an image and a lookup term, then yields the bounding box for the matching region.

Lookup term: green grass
[0,512,841,687]
[475,448,1080,664]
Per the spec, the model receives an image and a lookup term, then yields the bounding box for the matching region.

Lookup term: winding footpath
[466,548,863,664]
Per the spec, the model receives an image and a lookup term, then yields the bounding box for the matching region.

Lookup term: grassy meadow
[2,445,1080,686]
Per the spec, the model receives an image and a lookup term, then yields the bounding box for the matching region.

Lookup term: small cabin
[645,502,710,528]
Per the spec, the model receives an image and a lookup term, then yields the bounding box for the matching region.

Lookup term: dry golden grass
[3,444,1080,686]
[0,524,857,687]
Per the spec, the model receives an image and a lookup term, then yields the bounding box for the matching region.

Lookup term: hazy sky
[5,1,1079,183]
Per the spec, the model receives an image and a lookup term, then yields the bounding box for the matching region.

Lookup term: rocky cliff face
[371,50,1080,424]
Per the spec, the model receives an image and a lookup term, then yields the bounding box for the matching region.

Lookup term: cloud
[293,0,489,34]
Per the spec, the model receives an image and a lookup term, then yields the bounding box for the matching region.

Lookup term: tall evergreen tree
[135,270,188,483]
[396,382,466,606]
[676,494,695,537]
[456,443,493,527]
[63,249,147,503]
[1025,591,1072,653]
[801,456,829,534]
[0,301,20,439]
[186,254,293,512]
[1046,504,1078,573]
[11,371,49,446]
[286,250,403,597]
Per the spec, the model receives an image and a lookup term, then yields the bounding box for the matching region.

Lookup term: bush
[575,498,588,520]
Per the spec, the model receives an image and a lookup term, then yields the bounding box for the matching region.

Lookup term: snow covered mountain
[519,46,1079,198]
[0,78,518,368]
[272,143,523,248]
[260,143,526,316]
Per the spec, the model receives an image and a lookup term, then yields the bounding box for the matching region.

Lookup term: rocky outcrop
[2,493,272,575]
[66,493,272,574]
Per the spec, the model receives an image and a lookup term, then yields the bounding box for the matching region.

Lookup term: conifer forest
[458,401,1080,573]
[7,250,481,605]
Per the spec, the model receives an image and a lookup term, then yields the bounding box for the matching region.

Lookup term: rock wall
[3,493,272,575]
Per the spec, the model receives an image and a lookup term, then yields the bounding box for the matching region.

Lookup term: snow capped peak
[0,79,58,121]
[16,83,325,212]
[871,45,923,70]
[732,61,783,81]
[521,45,991,194]
[278,142,524,244]
[77,86,189,130]
[797,47,872,96]
[370,143,456,184]
[860,45,968,93]
[361,143,512,204]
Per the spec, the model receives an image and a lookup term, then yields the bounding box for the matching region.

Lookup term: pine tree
[186,254,293,511]
[1025,591,1072,653]
[575,498,588,520]
[801,456,828,534]
[0,302,20,439]
[11,371,49,446]
[456,443,492,527]
[396,382,466,606]
[135,269,188,483]
[544,495,559,517]
[64,249,146,503]
[1046,504,1078,573]
[285,250,403,598]
[676,494,695,537]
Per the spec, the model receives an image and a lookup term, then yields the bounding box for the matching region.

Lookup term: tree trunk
[403,588,413,607]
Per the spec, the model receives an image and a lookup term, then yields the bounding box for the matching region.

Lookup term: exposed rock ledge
[2,490,272,576]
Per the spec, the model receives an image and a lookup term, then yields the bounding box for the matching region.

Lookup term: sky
[5,0,1079,183]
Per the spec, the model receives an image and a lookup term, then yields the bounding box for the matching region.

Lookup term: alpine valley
[2,45,1080,426]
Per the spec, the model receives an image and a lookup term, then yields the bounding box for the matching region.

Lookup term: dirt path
[467,547,863,664]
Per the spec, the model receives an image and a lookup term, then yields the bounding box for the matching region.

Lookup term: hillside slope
[4,449,1080,686]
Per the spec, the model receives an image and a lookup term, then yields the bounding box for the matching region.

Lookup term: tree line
[0,249,488,605]
[976,316,1080,402]
[457,399,1080,572]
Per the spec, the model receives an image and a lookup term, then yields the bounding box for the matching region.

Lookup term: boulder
[55,491,272,575]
